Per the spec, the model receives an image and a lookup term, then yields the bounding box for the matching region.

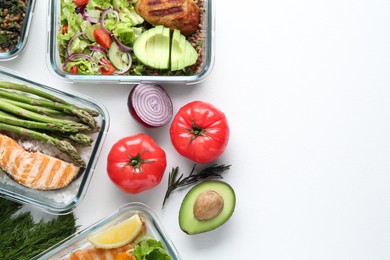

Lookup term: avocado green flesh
[170,29,183,71]
[179,181,236,235]
[133,27,198,71]
[133,25,170,69]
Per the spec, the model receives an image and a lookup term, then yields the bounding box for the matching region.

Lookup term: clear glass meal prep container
[0,0,36,61]
[0,67,110,214]
[47,0,214,85]
[34,202,182,259]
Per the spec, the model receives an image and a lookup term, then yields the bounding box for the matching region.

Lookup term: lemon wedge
[87,214,143,249]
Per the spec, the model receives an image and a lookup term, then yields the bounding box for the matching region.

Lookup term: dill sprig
[162,164,231,208]
[0,198,79,260]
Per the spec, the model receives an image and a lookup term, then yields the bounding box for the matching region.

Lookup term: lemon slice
[87,214,143,249]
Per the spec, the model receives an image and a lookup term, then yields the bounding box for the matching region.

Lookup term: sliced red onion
[66,32,86,57]
[127,84,173,128]
[62,53,93,71]
[81,8,99,24]
[88,45,107,56]
[112,35,132,52]
[100,7,120,34]
[115,52,132,75]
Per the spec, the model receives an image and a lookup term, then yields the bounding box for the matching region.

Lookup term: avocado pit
[193,190,224,221]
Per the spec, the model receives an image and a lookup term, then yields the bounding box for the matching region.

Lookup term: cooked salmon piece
[0,134,80,190]
[135,0,200,35]
[66,244,134,260]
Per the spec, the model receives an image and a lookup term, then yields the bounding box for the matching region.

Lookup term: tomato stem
[186,119,209,142]
[127,150,155,174]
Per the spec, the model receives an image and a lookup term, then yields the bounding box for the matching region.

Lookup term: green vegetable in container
[0,198,78,260]
[133,239,172,260]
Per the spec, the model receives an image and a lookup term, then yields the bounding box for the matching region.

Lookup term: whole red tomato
[170,101,230,163]
[107,134,167,194]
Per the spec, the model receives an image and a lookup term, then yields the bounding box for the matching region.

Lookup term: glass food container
[0,0,36,61]
[34,202,182,259]
[0,67,110,214]
[47,0,214,85]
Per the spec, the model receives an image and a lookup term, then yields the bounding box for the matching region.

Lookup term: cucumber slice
[108,41,128,70]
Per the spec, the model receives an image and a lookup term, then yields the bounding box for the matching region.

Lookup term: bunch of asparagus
[0,81,100,167]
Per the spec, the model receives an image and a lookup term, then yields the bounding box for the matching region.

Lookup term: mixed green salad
[58,0,200,76]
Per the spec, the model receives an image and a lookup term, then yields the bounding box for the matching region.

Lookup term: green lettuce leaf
[133,239,172,260]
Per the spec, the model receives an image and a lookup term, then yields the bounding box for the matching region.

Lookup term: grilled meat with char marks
[135,0,200,35]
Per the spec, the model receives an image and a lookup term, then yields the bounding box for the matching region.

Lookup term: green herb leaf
[0,198,79,260]
[133,239,172,260]
[162,164,231,208]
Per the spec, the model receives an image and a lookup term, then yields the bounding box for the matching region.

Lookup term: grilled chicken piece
[135,0,200,35]
[0,134,81,190]
[66,244,134,260]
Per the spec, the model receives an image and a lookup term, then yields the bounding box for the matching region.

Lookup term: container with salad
[48,0,214,84]
[34,203,182,259]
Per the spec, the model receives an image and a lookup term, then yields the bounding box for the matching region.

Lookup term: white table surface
[3,1,390,259]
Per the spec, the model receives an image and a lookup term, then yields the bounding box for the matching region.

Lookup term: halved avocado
[133,25,170,69]
[179,180,236,235]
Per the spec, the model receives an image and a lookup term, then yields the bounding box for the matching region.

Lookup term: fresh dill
[162,164,231,208]
[0,198,79,260]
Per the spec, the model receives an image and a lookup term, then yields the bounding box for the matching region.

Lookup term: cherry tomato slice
[62,25,68,34]
[73,0,89,6]
[100,58,115,75]
[93,28,112,49]
[69,65,78,74]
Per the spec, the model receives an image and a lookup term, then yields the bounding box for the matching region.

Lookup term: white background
[3,0,390,259]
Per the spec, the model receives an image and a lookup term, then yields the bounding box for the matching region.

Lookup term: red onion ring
[115,53,132,75]
[112,34,132,52]
[127,84,173,128]
[62,53,93,71]
[100,7,120,35]
[88,45,107,56]
[81,7,99,24]
[66,32,87,57]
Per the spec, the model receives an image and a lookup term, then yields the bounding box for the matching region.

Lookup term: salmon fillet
[66,244,134,260]
[135,0,200,35]
[0,134,80,190]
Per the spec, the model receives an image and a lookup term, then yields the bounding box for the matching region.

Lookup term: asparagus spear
[0,90,98,129]
[0,123,85,167]
[0,98,90,129]
[0,81,99,117]
[50,132,94,146]
[0,97,65,116]
[0,114,90,133]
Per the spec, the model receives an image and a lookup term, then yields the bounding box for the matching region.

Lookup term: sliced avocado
[177,33,187,71]
[179,180,236,235]
[133,26,170,69]
[108,41,128,70]
[161,26,171,69]
[170,29,198,71]
[170,29,182,71]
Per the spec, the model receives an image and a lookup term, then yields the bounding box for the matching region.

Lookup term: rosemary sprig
[162,164,231,208]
